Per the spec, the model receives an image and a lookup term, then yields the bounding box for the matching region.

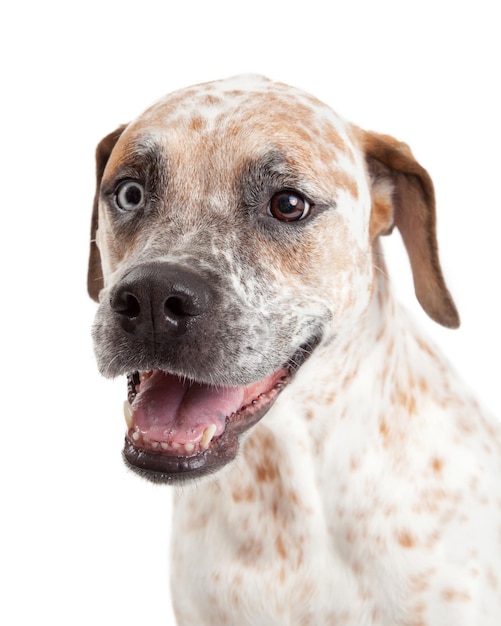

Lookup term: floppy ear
[363,130,460,329]
[87,125,127,301]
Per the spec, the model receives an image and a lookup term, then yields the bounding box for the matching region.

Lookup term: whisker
[372,262,390,280]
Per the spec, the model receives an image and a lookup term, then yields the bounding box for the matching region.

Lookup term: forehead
[107,75,362,198]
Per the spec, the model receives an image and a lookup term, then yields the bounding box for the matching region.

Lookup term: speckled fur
[89,76,501,625]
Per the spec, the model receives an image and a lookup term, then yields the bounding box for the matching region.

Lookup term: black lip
[123,437,237,483]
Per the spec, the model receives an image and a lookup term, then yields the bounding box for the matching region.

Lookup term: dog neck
[175,266,441,504]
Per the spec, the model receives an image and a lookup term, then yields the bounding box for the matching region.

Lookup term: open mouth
[122,367,290,482]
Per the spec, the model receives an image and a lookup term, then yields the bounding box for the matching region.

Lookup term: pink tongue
[131,371,245,444]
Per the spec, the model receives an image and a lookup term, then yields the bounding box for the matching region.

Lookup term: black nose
[110,263,213,338]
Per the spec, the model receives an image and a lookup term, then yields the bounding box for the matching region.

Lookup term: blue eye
[268,191,311,222]
[115,181,145,211]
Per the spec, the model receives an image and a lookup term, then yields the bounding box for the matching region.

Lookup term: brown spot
[384,505,397,517]
[288,489,301,507]
[396,529,416,548]
[410,572,430,593]
[386,338,395,357]
[322,120,349,154]
[441,588,471,602]
[457,417,476,435]
[416,337,437,359]
[331,168,359,200]
[326,391,336,405]
[232,485,256,503]
[189,115,206,131]
[431,456,444,474]
[487,567,499,590]
[341,367,357,387]
[374,324,386,343]
[392,385,417,415]
[359,585,374,601]
[202,94,221,106]
[306,409,315,421]
[371,607,382,622]
[413,487,447,514]
[276,534,287,559]
[238,538,263,560]
[255,458,279,483]
[250,429,281,483]
[418,378,429,394]
[350,456,361,471]
[229,586,241,608]
[298,580,315,604]
[379,420,390,447]
[233,574,243,587]
[326,611,353,625]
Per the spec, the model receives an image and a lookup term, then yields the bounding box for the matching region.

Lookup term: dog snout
[110,262,213,338]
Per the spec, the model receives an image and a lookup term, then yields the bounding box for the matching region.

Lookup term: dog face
[88,75,458,482]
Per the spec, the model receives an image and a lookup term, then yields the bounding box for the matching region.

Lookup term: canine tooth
[184,442,195,453]
[200,424,217,450]
[123,401,133,429]
[132,431,141,442]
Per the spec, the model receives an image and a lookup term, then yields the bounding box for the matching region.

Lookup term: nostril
[165,295,187,318]
[164,292,202,318]
[113,291,141,319]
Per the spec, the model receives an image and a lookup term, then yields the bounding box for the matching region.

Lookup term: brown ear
[87,125,127,301]
[363,130,460,329]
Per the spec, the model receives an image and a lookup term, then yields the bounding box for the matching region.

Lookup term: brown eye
[268,191,311,222]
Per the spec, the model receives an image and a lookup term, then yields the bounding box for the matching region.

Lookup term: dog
[88,75,501,625]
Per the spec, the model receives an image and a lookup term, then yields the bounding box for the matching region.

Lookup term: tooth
[139,370,153,383]
[200,424,217,450]
[123,401,133,429]
[184,442,195,453]
[132,431,140,442]
[161,442,169,451]
[171,442,180,450]
[151,441,159,450]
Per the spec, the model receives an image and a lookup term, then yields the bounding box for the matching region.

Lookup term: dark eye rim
[267,189,312,222]
[114,179,146,212]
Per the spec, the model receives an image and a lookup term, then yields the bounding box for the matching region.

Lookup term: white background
[1,1,500,624]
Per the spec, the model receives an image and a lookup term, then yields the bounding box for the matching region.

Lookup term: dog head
[88,75,458,482]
